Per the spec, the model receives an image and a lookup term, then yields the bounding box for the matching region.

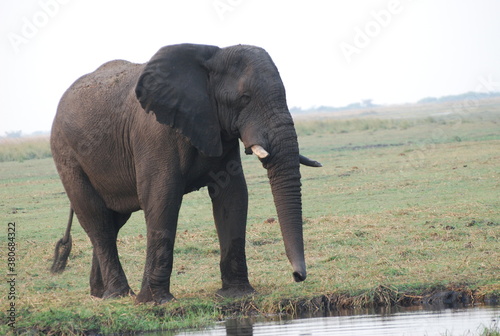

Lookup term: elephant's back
[54,60,144,127]
[52,59,145,166]
[68,60,144,96]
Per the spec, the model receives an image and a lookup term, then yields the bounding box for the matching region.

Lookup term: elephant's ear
[135,44,222,157]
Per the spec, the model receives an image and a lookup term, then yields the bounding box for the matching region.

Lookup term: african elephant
[50,43,321,304]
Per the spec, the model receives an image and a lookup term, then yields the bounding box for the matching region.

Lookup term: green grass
[0,109,499,334]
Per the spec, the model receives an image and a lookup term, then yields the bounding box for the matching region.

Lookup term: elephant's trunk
[263,123,306,282]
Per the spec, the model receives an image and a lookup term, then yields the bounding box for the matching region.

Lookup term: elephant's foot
[91,284,134,299]
[217,283,256,298]
[102,286,135,299]
[91,284,135,300]
[90,286,105,298]
[136,288,175,304]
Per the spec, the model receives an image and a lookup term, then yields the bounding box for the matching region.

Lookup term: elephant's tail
[51,208,74,274]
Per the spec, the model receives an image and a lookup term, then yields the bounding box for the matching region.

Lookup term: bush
[0,136,52,162]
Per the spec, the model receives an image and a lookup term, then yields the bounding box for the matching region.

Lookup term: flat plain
[1,100,499,334]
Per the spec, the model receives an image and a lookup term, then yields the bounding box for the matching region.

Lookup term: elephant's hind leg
[57,158,133,298]
[79,204,133,299]
[90,212,133,298]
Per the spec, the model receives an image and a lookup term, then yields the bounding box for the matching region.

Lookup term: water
[167,306,499,336]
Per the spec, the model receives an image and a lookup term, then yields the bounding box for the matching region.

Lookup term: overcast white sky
[1,0,500,135]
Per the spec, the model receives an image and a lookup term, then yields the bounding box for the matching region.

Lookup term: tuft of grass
[477,321,500,336]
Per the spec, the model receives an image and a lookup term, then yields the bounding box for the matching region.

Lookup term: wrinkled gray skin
[51,43,321,304]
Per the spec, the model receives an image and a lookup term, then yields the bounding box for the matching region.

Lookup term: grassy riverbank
[1,107,499,334]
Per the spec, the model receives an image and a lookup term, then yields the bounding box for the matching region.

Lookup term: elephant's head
[135,43,320,282]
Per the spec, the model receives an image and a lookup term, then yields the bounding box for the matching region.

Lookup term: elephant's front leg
[136,186,183,304]
[210,163,255,297]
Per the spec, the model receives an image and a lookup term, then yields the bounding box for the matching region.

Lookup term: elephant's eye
[239,94,251,106]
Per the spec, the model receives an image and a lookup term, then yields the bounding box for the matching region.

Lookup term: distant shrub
[0,136,52,162]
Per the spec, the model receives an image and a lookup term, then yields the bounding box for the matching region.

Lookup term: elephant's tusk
[251,145,270,159]
[299,154,322,167]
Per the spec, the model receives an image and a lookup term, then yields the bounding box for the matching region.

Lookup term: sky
[1,0,500,135]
